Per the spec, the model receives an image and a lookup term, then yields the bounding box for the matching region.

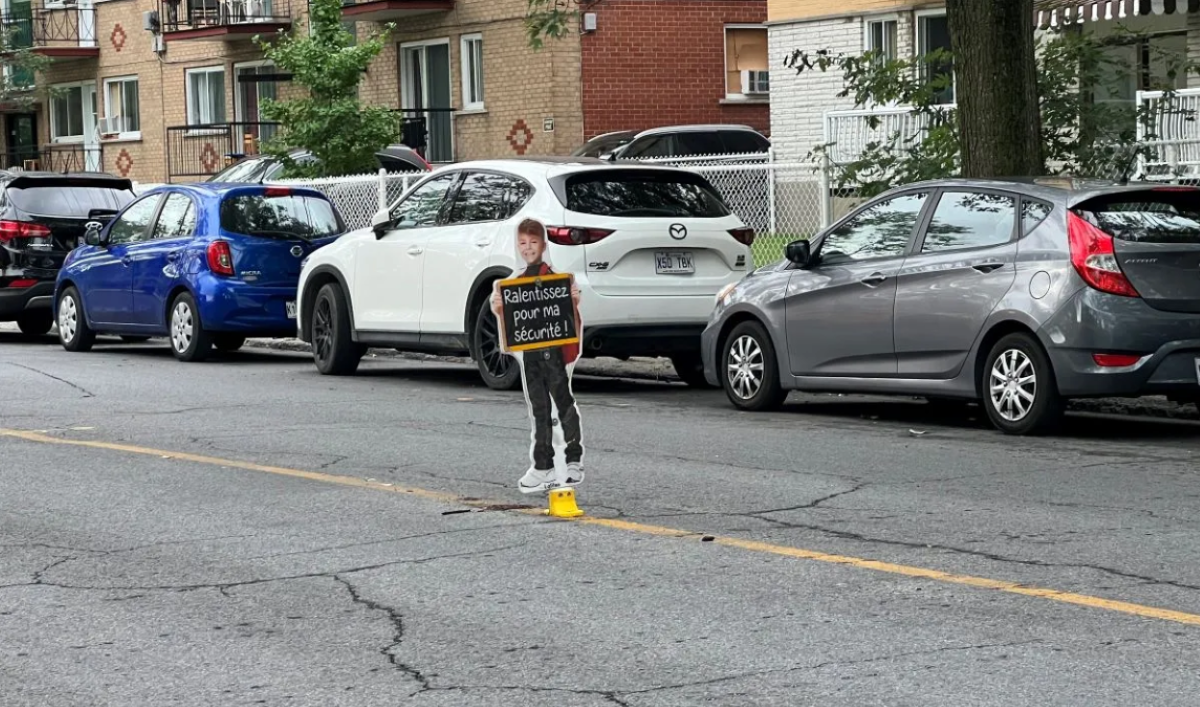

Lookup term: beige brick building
[0,0,584,183]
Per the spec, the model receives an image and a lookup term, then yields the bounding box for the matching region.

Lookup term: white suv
[295,157,754,389]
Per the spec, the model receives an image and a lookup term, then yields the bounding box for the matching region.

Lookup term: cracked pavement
[3,330,1200,705]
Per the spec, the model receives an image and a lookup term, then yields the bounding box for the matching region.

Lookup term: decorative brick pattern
[115,149,133,176]
[506,119,534,155]
[110,23,126,51]
[581,0,769,141]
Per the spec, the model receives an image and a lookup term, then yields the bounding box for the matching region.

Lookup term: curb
[244,337,1199,422]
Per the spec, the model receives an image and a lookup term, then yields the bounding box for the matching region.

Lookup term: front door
[785,191,931,378]
[400,42,452,162]
[235,62,279,150]
[87,194,162,325]
[4,113,37,170]
[352,171,461,332]
[893,189,1020,379]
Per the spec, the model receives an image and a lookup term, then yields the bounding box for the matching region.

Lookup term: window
[1021,199,1053,235]
[186,67,227,126]
[108,195,162,245]
[1096,32,1188,103]
[391,173,459,228]
[719,130,770,154]
[50,84,85,141]
[447,172,527,224]
[6,182,134,218]
[921,191,1016,253]
[564,170,731,219]
[102,76,140,138]
[460,33,484,111]
[866,18,898,63]
[917,12,954,105]
[220,194,342,239]
[820,192,928,263]
[676,132,725,156]
[621,136,674,159]
[725,26,768,99]
[1077,191,1200,244]
[152,194,197,240]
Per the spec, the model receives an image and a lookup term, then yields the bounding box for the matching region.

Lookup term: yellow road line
[5,427,1199,627]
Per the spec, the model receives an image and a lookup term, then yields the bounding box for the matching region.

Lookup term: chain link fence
[268,171,419,230]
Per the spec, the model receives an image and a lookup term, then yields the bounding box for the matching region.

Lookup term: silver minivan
[701,178,1200,434]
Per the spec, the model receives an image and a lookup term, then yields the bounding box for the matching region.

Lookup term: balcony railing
[0,4,98,58]
[158,0,291,40]
[1,145,103,173]
[166,111,438,180]
[338,0,452,22]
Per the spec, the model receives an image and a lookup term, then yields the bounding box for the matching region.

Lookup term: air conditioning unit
[142,10,159,32]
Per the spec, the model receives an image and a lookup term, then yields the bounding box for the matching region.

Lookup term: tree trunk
[946,0,1044,177]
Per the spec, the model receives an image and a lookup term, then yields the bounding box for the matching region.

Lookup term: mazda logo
[290,245,304,258]
[669,224,687,240]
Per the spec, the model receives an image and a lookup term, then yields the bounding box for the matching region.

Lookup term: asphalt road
[3,330,1200,706]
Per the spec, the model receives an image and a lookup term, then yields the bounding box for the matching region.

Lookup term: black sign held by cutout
[495,273,579,353]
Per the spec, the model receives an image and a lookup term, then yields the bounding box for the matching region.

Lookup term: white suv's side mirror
[371,207,392,238]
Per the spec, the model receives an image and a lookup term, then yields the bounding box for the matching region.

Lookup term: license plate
[655,251,694,275]
[285,301,297,319]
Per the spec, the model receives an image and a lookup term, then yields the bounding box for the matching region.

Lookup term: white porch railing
[1137,87,1200,142]
[823,105,955,166]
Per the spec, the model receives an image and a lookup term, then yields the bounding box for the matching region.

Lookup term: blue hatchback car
[54,183,343,361]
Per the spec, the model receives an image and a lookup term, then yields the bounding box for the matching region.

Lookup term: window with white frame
[725,25,768,99]
[917,11,955,104]
[50,84,85,142]
[866,17,898,63]
[460,33,484,111]
[102,76,140,138]
[186,67,227,126]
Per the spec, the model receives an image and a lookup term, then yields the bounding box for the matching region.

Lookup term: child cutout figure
[491,218,585,494]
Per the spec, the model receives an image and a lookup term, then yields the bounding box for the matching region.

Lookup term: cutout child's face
[518,231,546,265]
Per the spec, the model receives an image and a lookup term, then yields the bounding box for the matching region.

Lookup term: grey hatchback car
[701,178,1200,434]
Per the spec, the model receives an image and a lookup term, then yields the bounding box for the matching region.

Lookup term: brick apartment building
[0,0,768,184]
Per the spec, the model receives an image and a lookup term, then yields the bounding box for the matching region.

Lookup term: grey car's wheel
[982,332,1063,435]
[17,310,53,336]
[57,287,95,352]
[721,320,786,411]
[473,298,521,391]
[169,293,213,363]
[671,352,714,388]
[311,283,363,376]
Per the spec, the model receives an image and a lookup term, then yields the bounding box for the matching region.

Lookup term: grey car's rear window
[220,194,342,240]
[564,170,731,218]
[1077,190,1200,244]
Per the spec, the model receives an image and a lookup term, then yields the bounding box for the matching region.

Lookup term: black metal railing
[158,0,291,33]
[166,110,444,179]
[0,5,95,50]
[1,145,104,173]
[165,122,280,179]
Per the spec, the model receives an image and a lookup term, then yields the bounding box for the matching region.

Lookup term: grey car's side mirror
[785,240,812,267]
[370,207,393,238]
[84,222,105,247]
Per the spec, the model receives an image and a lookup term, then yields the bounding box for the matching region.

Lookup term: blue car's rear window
[220,194,342,240]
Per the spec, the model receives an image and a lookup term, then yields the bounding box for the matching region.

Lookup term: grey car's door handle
[860,272,887,286]
[972,262,1004,273]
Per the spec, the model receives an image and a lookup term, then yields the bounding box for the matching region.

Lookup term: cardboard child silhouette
[491,219,585,494]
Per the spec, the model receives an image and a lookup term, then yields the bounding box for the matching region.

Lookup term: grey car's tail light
[1066,212,1140,298]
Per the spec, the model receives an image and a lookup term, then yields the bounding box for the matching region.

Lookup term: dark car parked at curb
[0,171,135,335]
[209,145,431,184]
[702,177,1200,435]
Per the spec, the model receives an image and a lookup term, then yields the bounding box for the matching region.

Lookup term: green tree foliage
[786,27,1199,198]
[254,0,396,177]
[524,0,580,50]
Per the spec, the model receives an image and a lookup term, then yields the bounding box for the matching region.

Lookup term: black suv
[0,172,135,335]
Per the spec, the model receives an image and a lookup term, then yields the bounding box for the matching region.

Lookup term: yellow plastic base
[547,487,584,518]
